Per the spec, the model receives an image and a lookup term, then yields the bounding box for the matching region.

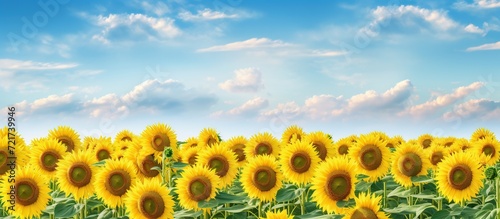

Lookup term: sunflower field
[1,124,500,219]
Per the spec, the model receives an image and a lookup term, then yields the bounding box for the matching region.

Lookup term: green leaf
[213,192,247,204]
[172,161,189,169]
[174,209,203,218]
[97,208,113,219]
[295,209,342,219]
[276,185,301,202]
[355,180,372,192]
[387,186,417,198]
[336,199,355,208]
[220,204,256,213]
[198,199,219,208]
[411,175,433,183]
[150,166,162,172]
[54,202,84,218]
[92,160,107,167]
[431,210,450,219]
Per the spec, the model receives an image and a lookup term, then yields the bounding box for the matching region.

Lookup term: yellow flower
[183,137,199,148]
[92,137,115,161]
[241,155,283,202]
[140,123,178,162]
[48,125,81,153]
[344,193,389,219]
[261,210,293,219]
[94,159,137,208]
[1,166,51,219]
[29,138,68,180]
[279,140,321,185]
[198,127,220,148]
[246,132,280,159]
[135,149,162,183]
[417,134,434,149]
[197,143,238,188]
[223,136,248,167]
[180,146,200,166]
[472,137,500,166]
[125,179,174,219]
[334,137,352,156]
[435,151,484,203]
[114,129,136,142]
[281,125,305,145]
[311,156,357,214]
[55,151,98,201]
[350,134,391,182]
[176,165,220,211]
[391,143,431,188]
[471,128,496,142]
[0,135,29,177]
[303,131,335,160]
[427,144,450,171]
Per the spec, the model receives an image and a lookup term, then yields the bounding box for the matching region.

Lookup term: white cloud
[303,95,344,120]
[179,8,240,21]
[403,82,484,117]
[92,13,181,44]
[197,38,292,52]
[219,68,264,93]
[443,99,500,121]
[0,59,78,70]
[454,0,500,9]
[31,94,75,112]
[212,97,269,118]
[464,24,485,34]
[466,41,500,51]
[259,101,302,121]
[83,93,129,118]
[140,1,170,16]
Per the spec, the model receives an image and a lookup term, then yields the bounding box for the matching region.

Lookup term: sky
[1,0,500,142]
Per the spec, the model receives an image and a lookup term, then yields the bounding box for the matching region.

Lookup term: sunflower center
[232,144,246,162]
[207,137,217,147]
[338,145,349,155]
[289,151,311,173]
[351,207,378,219]
[431,151,444,165]
[188,176,212,201]
[208,155,230,177]
[40,150,61,171]
[97,149,110,161]
[121,136,132,141]
[448,164,473,190]
[105,170,131,196]
[422,139,431,149]
[312,141,327,160]
[139,191,165,219]
[0,149,8,174]
[151,133,170,152]
[58,136,75,152]
[255,143,272,155]
[68,163,92,187]
[482,144,495,157]
[139,154,160,177]
[188,154,198,166]
[16,179,39,206]
[253,166,277,192]
[397,152,422,177]
[386,143,394,148]
[358,144,382,171]
[444,142,453,147]
[326,170,351,201]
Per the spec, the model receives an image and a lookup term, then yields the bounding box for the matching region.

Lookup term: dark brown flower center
[289,151,311,173]
[139,191,165,219]
[208,155,230,177]
[105,169,132,196]
[121,136,132,142]
[40,150,61,171]
[97,149,110,161]
[422,139,431,149]
[325,170,351,201]
[207,137,218,147]
[431,151,444,165]
[358,144,382,171]
[188,176,212,201]
[231,144,246,162]
[444,142,454,147]
[151,133,170,152]
[16,179,39,206]
[253,166,277,192]
[188,154,198,166]
[255,142,272,155]
[312,141,327,160]
[351,207,378,219]
[482,144,495,157]
[386,143,394,148]
[448,164,473,190]
[0,149,9,174]
[397,152,423,177]
[58,136,75,152]
[138,154,160,177]
[68,162,92,187]
[338,144,349,155]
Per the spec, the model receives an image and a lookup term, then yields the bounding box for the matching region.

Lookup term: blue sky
[1,0,500,142]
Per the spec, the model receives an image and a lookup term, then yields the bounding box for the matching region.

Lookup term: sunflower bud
[485,166,497,180]
[164,147,173,158]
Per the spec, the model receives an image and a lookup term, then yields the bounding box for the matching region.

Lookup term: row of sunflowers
[0,125,499,219]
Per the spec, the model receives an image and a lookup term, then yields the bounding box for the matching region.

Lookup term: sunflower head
[1,135,29,176]
[180,146,200,166]
[125,179,174,219]
[473,137,500,166]
[418,134,434,149]
[344,193,389,219]
[94,159,137,208]
[428,144,450,171]
[246,132,280,159]
[183,137,199,149]
[198,128,220,148]
[241,155,283,202]
[92,137,114,161]
[115,129,136,143]
[279,140,321,185]
[369,131,390,142]
[335,137,352,156]
[224,136,248,166]
[29,138,69,179]
[56,151,98,201]
[391,143,431,187]
[351,134,391,182]
[140,123,178,162]
[261,210,294,219]
[176,165,220,211]
[281,125,305,145]
[435,151,484,203]
[197,143,238,188]
[48,125,81,153]
[304,131,335,160]
[136,149,162,182]
[391,135,406,147]
[471,128,496,142]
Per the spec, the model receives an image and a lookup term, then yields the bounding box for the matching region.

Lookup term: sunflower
[94,159,137,208]
[350,134,391,182]
[441,137,457,148]
[435,151,484,203]
[181,147,199,166]
[311,156,357,214]
[449,138,471,153]
[183,137,199,149]
[112,140,132,160]
[125,179,174,219]
[391,143,431,188]
[198,127,220,148]
[246,132,280,159]
[123,139,143,175]
[115,129,136,143]
[48,125,81,153]
[0,135,29,176]
[176,165,220,211]
[334,137,352,156]
[223,136,248,167]
[281,125,305,145]
[347,135,358,143]
[417,134,434,149]
[140,123,178,162]
[472,137,500,166]
[261,210,294,219]
[471,128,496,142]
[344,193,389,219]
[29,138,69,179]
[1,166,50,219]
[303,131,335,160]
[83,136,98,150]
[135,149,162,183]
[197,143,238,188]
[56,151,98,201]
[93,137,115,161]
[279,140,321,185]
[428,144,450,171]
[369,131,390,142]
[391,135,406,147]
[241,155,282,202]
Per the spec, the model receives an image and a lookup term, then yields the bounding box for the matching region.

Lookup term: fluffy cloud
[466,41,500,51]
[443,99,500,120]
[464,24,485,34]
[259,102,302,121]
[212,97,269,118]
[219,68,264,93]
[179,8,240,21]
[197,38,292,52]
[0,59,78,71]
[454,0,500,9]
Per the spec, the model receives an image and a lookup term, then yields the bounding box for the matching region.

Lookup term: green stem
[300,185,306,215]
[258,201,262,218]
[496,177,500,219]
[383,181,387,209]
